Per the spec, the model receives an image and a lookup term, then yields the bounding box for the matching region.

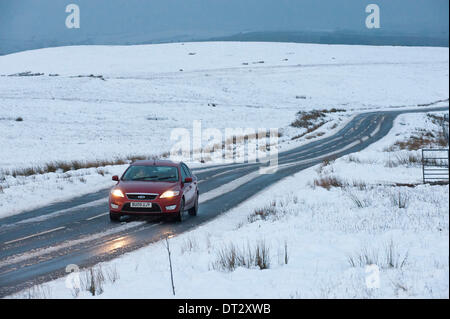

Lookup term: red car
[109,160,199,222]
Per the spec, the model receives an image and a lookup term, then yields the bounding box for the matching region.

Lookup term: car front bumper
[109,196,181,215]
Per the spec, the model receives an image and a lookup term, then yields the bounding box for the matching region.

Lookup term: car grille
[126,194,158,200]
[122,203,162,213]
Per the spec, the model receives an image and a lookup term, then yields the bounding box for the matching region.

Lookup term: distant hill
[207,31,449,48]
[1,29,448,56]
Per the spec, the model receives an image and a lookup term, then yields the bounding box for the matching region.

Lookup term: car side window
[180,165,188,181]
[185,165,193,177]
[182,164,192,177]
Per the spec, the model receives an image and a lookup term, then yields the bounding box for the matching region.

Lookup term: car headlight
[111,188,125,198]
[160,190,180,199]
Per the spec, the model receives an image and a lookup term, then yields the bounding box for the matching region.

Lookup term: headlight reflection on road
[101,236,132,254]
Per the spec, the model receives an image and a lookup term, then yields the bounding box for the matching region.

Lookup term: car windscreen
[122,165,179,182]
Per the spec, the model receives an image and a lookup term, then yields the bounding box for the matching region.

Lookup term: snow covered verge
[9,111,449,299]
[0,42,448,218]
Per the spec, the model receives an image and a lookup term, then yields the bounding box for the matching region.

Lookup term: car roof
[130,159,180,167]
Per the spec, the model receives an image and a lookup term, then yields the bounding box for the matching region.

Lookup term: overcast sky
[0,0,448,53]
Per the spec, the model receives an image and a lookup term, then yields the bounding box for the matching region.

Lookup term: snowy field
[0,42,448,218]
[10,111,449,299]
[0,42,448,169]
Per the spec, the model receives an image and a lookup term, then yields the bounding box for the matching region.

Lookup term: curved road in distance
[0,106,448,297]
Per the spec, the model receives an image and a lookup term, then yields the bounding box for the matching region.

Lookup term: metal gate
[422,149,449,183]
[443,114,449,142]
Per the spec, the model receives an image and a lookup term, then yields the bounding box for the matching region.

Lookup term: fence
[422,148,449,183]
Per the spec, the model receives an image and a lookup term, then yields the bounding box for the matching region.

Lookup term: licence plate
[130,202,153,208]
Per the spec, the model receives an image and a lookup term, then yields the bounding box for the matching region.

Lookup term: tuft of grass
[290,109,346,129]
[351,180,368,190]
[284,241,289,265]
[291,122,326,140]
[346,155,362,163]
[321,156,336,167]
[21,284,52,299]
[348,240,408,269]
[385,240,409,269]
[397,154,421,165]
[385,153,422,168]
[347,192,370,208]
[390,191,409,209]
[105,265,120,284]
[212,241,271,272]
[347,247,379,268]
[291,110,324,128]
[247,205,281,223]
[81,266,106,296]
[313,176,344,190]
[180,237,199,254]
[76,264,119,297]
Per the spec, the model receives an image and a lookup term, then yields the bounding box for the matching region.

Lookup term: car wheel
[175,199,185,222]
[109,211,121,222]
[188,194,198,216]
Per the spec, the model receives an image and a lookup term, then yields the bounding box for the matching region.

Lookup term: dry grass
[1,156,150,178]
[390,191,409,209]
[291,122,326,140]
[427,113,448,125]
[212,241,271,272]
[348,240,408,269]
[313,176,344,190]
[247,203,283,223]
[20,284,52,299]
[291,110,325,128]
[386,130,448,152]
[346,192,371,208]
[78,265,118,296]
[316,156,337,174]
[180,237,199,254]
[395,135,446,150]
[188,129,280,162]
[385,153,422,168]
[321,156,337,167]
[351,180,368,190]
[97,168,107,176]
[105,265,120,284]
[346,155,362,163]
[291,108,345,129]
[290,108,345,140]
[85,268,105,296]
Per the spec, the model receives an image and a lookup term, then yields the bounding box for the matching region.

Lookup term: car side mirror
[112,175,119,181]
[184,177,193,183]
